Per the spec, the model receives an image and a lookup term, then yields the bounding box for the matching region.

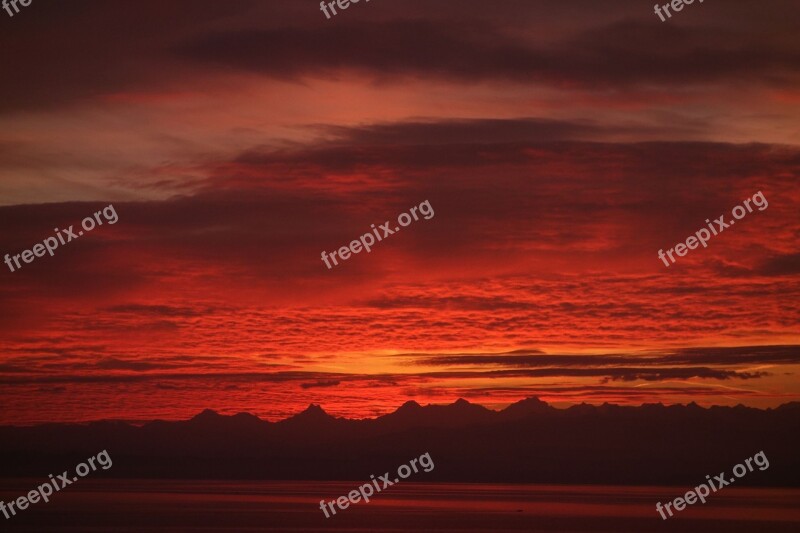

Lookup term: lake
[1,480,799,531]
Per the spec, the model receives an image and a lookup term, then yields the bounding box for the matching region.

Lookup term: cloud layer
[0,0,798,424]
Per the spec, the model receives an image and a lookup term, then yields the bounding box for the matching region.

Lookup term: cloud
[179,18,800,88]
[0,371,336,386]
[300,379,341,389]
[415,345,800,368]
[1,1,798,423]
[0,366,768,387]
[0,0,255,112]
[3,1,799,113]
[758,253,800,276]
[444,368,768,382]
[311,118,609,146]
[105,304,217,318]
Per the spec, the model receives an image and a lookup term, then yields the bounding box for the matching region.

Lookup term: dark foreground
[1,480,799,532]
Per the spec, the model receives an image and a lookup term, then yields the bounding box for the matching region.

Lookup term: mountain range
[1,398,798,485]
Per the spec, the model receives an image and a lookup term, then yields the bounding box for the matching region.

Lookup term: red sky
[1,0,799,424]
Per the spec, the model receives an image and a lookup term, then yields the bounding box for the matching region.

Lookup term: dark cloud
[315,118,607,146]
[435,368,768,382]
[300,379,341,389]
[758,253,800,276]
[465,385,762,397]
[105,304,216,318]
[93,358,182,372]
[416,345,800,368]
[0,363,35,373]
[0,366,767,386]
[180,17,800,87]
[233,132,799,190]
[1,134,796,338]
[663,345,800,365]
[0,0,256,112]
[0,371,337,385]
[559,20,800,87]
[3,1,800,112]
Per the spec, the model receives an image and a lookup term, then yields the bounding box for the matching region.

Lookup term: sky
[0,0,798,425]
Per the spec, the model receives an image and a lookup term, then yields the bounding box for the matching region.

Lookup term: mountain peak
[303,403,326,414]
[501,397,552,418]
[509,397,548,407]
[281,403,335,425]
[231,412,263,422]
[397,400,422,412]
[192,409,221,421]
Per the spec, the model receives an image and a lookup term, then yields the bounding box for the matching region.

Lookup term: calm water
[1,480,799,532]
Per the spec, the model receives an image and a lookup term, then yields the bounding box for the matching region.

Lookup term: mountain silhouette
[1,398,798,485]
